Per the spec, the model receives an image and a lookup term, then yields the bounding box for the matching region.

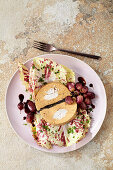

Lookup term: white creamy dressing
[44,88,58,100]
[48,72,56,82]
[53,109,67,120]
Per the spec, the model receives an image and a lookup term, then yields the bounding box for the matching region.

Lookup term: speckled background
[0,0,113,170]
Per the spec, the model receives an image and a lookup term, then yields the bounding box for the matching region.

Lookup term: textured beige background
[0,0,113,170]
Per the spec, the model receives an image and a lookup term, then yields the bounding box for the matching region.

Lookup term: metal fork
[33,41,101,60]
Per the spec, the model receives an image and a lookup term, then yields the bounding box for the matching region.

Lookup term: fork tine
[33,43,45,48]
[34,41,48,46]
[33,44,47,51]
[33,43,47,50]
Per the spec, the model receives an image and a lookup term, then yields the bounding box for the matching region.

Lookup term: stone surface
[0,0,113,170]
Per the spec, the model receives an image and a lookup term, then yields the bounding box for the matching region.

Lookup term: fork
[33,41,101,60]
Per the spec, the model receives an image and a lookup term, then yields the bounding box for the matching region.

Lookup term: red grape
[81,86,88,94]
[67,82,75,92]
[79,102,87,110]
[19,94,24,102]
[85,98,91,105]
[91,104,95,109]
[27,101,36,113]
[75,82,82,90]
[65,96,74,105]
[24,102,30,114]
[87,92,95,99]
[76,95,83,104]
[26,113,34,123]
[78,77,86,85]
[74,90,80,96]
[83,94,87,98]
[17,102,24,110]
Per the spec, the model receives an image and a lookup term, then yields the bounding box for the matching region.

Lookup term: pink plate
[6,54,107,153]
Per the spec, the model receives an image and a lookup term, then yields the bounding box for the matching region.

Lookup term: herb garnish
[55,70,60,74]
[86,120,89,123]
[38,77,44,82]
[42,74,45,78]
[23,123,27,125]
[83,125,85,129]
[80,121,83,124]
[32,65,35,69]
[42,125,50,131]
[67,128,74,134]
[88,108,93,112]
[30,94,32,100]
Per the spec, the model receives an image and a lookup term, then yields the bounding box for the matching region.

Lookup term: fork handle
[58,49,101,60]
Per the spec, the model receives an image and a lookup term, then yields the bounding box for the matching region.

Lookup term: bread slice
[35,82,71,110]
[40,101,77,125]
[35,82,77,125]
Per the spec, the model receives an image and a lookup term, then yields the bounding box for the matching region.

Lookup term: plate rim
[5,53,107,153]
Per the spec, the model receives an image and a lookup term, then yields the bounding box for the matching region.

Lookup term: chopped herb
[51,68,54,70]
[33,131,36,135]
[23,123,27,125]
[55,70,60,74]
[73,136,75,138]
[47,128,50,131]
[73,126,76,129]
[59,77,60,79]
[25,89,28,92]
[40,130,43,133]
[32,65,35,69]
[38,77,44,82]
[29,94,32,100]
[55,130,57,133]
[88,108,93,112]
[37,68,40,71]
[67,128,74,134]
[83,125,85,129]
[80,121,83,124]
[42,74,45,78]
[86,120,89,123]
[42,125,48,130]
[43,66,45,69]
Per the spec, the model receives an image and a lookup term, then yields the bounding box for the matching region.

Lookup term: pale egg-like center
[44,88,58,100]
[53,109,67,120]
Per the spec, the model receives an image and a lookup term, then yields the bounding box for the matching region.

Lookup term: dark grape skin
[85,98,91,105]
[24,102,30,114]
[67,82,75,92]
[65,96,74,105]
[27,101,36,112]
[79,102,87,110]
[87,92,95,99]
[17,102,24,110]
[89,83,93,87]
[19,94,24,102]
[26,113,34,123]
[78,77,86,86]
[81,86,88,94]
[75,82,83,90]
[76,95,83,104]
[74,90,80,96]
